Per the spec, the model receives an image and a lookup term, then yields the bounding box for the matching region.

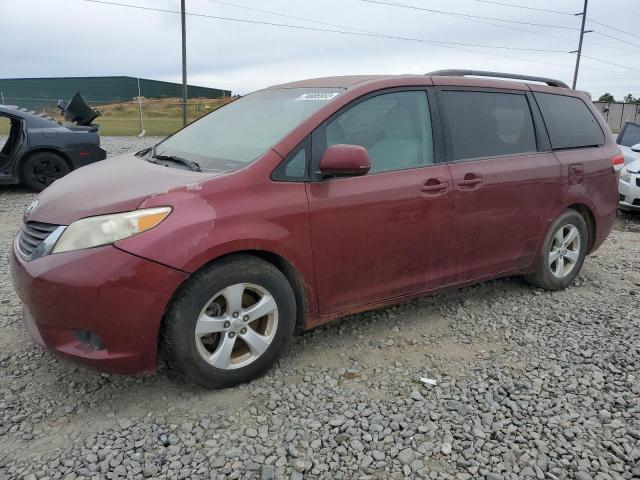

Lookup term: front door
[0,115,21,171]
[306,90,453,314]
[436,88,562,283]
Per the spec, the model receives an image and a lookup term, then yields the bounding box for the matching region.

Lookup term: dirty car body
[11,72,620,387]
[0,93,106,191]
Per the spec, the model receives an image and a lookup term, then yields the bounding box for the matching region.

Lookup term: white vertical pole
[137,77,145,137]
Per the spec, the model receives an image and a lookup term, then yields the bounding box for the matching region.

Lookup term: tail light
[611,154,624,166]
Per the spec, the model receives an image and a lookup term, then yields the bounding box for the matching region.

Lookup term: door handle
[420,181,449,193]
[457,175,483,188]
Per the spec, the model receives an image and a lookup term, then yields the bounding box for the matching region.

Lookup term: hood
[624,157,640,173]
[27,154,219,225]
[619,144,640,164]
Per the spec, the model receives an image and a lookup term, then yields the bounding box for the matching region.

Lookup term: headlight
[620,166,631,183]
[52,207,171,254]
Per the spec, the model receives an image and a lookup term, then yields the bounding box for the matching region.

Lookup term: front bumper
[618,176,640,211]
[10,243,187,374]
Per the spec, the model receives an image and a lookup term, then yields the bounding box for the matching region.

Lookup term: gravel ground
[0,137,639,480]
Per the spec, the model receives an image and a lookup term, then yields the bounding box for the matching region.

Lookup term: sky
[1,0,639,100]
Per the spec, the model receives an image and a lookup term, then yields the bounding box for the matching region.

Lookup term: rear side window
[534,93,604,149]
[617,122,640,147]
[440,91,537,161]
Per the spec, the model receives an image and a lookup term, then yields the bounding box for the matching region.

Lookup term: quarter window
[271,141,308,181]
[440,91,537,161]
[534,92,604,149]
[325,91,433,173]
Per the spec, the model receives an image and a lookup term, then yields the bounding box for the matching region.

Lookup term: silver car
[617,122,640,212]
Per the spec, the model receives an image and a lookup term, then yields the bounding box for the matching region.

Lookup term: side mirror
[319,144,371,178]
[631,143,640,153]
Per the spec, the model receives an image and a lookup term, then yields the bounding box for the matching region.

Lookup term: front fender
[115,174,318,315]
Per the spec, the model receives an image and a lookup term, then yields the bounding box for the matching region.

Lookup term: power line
[361,0,579,30]
[587,18,640,41]
[581,55,640,74]
[203,0,587,52]
[65,0,621,75]
[203,1,640,55]
[196,1,625,74]
[472,0,577,16]
[203,0,373,34]
[592,31,640,50]
[71,0,567,52]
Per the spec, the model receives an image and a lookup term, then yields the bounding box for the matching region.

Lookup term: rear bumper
[10,243,187,374]
[64,145,107,168]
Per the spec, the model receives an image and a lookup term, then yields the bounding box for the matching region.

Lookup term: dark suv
[11,70,620,388]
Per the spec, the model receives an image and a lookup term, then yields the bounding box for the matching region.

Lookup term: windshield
[618,121,640,148]
[153,88,344,171]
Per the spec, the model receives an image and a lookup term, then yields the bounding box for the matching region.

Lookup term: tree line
[597,93,640,104]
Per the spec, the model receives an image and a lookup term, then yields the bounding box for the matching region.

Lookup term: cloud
[1,0,637,98]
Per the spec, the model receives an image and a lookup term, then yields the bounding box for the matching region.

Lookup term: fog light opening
[73,329,105,350]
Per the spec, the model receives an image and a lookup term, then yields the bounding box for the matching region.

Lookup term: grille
[636,178,640,187]
[18,221,61,259]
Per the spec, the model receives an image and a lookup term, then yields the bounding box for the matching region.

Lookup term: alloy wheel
[194,283,278,370]
[549,224,581,279]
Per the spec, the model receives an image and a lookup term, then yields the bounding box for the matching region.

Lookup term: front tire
[21,152,71,191]
[163,255,296,389]
[524,210,588,291]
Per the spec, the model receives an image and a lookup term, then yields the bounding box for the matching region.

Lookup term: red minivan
[11,70,620,388]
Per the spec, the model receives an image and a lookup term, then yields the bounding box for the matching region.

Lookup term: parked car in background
[11,70,620,389]
[617,121,640,212]
[0,93,106,191]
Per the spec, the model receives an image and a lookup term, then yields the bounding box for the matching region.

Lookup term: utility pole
[572,0,589,90]
[181,0,188,127]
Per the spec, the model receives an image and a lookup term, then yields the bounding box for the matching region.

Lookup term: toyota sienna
[11,70,621,388]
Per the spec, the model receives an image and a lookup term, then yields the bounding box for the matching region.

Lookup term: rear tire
[162,255,296,389]
[21,152,70,191]
[524,210,588,291]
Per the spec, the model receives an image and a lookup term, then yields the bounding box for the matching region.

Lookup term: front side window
[325,91,433,173]
[154,88,343,172]
[534,92,604,150]
[440,90,537,161]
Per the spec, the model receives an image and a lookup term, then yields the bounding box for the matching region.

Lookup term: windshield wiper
[149,151,202,172]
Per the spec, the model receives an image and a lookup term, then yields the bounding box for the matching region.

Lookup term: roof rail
[427,69,570,88]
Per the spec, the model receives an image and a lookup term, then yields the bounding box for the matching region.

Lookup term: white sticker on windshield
[295,92,341,101]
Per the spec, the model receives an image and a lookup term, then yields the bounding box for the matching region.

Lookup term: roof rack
[427,69,570,88]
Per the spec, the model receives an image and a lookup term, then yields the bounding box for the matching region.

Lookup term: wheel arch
[241,250,308,332]
[567,203,596,253]
[162,249,309,339]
